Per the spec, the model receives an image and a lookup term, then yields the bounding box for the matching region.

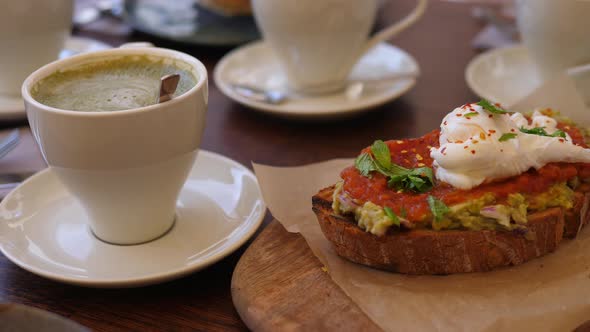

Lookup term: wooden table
[0,1,481,330]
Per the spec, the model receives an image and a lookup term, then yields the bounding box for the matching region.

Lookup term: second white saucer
[0,150,266,288]
[214,41,419,119]
[466,44,542,106]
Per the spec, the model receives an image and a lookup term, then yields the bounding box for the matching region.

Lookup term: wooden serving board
[231,220,381,332]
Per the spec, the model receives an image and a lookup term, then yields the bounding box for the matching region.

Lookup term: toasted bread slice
[312,186,590,274]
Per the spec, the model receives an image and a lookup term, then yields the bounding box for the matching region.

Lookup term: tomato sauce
[341,126,590,222]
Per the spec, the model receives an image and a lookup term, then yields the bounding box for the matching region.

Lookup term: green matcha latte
[31,55,197,112]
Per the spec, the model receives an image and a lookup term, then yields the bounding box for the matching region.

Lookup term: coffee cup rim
[21,47,208,117]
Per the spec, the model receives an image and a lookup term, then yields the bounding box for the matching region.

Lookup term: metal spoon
[230,72,418,105]
[158,74,181,103]
[0,129,20,160]
[231,84,287,105]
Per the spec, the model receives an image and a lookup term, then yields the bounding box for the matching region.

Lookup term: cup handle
[118,42,155,49]
[360,0,428,55]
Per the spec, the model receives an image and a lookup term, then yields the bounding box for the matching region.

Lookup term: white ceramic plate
[214,41,419,119]
[0,150,266,288]
[0,36,112,121]
[466,44,542,106]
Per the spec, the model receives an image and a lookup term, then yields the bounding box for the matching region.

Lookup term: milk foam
[31,55,197,112]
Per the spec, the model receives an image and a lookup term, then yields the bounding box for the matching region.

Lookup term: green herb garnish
[464,112,479,118]
[519,126,566,138]
[355,153,375,177]
[498,133,518,142]
[354,140,434,193]
[477,99,509,114]
[427,195,449,222]
[387,166,434,193]
[370,140,391,170]
[383,207,401,226]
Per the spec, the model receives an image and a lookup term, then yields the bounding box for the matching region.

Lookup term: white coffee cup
[516,0,590,101]
[252,0,427,95]
[0,0,72,96]
[22,46,208,245]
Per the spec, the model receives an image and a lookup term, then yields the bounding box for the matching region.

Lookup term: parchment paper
[253,74,590,332]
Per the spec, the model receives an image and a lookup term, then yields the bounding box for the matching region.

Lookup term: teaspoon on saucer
[230,71,418,105]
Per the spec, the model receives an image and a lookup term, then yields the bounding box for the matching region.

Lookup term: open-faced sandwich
[312,101,590,274]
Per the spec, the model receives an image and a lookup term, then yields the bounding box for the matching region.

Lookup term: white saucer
[213,41,419,119]
[0,36,112,121]
[0,150,266,288]
[466,44,542,106]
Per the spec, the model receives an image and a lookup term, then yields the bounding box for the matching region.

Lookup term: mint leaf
[464,112,479,118]
[371,140,391,170]
[355,153,375,176]
[383,206,400,226]
[387,166,434,193]
[519,126,567,138]
[355,141,434,193]
[427,195,449,222]
[552,129,567,138]
[499,133,518,142]
[477,100,509,114]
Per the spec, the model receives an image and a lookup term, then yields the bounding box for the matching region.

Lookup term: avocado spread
[333,181,575,236]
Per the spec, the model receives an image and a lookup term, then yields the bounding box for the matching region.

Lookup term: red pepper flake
[510,128,515,132]
[489,129,496,133]
[559,138,565,143]
[443,120,448,125]
[494,102,502,107]
[456,113,463,117]
[488,114,493,118]
[500,149,504,152]
[471,150,476,154]
[455,140,464,144]
[441,147,447,154]
[464,146,468,149]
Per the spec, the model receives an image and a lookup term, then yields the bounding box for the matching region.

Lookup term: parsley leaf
[477,99,509,114]
[370,140,391,170]
[383,207,400,226]
[499,133,518,142]
[354,153,375,177]
[427,195,449,222]
[354,140,434,193]
[389,167,434,192]
[464,112,479,118]
[519,127,567,138]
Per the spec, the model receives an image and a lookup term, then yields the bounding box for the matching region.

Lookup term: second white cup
[252,0,427,95]
[516,0,590,102]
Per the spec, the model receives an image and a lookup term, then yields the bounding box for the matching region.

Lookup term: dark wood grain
[0,0,480,330]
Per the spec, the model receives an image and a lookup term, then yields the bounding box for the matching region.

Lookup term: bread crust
[312,186,589,274]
